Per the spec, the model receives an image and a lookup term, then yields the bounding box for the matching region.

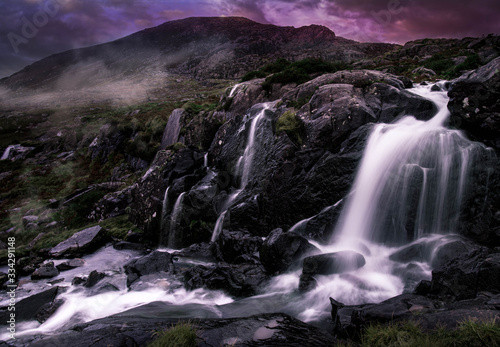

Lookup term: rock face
[183,263,268,297]
[259,228,319,274]
[302,251,366,275]
[12,311,334,347]
[448,56,500,148]
[31,262,59,280]
[448,56,500,246]
[124,251,175,288]
[49,225,108,258]
[0,287,61,323]
[1,17,396,94]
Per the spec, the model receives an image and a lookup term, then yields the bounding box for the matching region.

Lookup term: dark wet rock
[88,123,128,163]
[283,72,435,153]
[89,184,136,222]
[0,287,61,323]
[89,282,120,296]
[431,237,482,269]
[298,273,317,293]
[183,263,268,297]
[389,239,436,263]
[72,276,86,286]
[13,309,334,347]
[447,57,500,247]
[173,242,216,263]
[128,148,205,246]
[124,251,175,288]
[113,241,147,251]
[214,230,263,263]
[31,262,59,280]
[259,228,319,274]
[302,251,366,276]
[56,258,85,271]
[17,256,44,276]
[49,225,108,258]
[449,56,500,148]
[84,270,106,288]
[430,249,500,300]
[393,262,431,293]
[0,272,7,288]
[36,299,64,324]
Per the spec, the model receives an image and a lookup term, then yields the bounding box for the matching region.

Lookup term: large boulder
[259,228,319,274]
[430,249,500,300]
[214,230,263,263]
[448,56,500,148]
[49,225,108,258]
[31,261,59,280]
[183,263,268,297]
[447,57,500,247]
[0,287,61,323]
[302,251,366,276]
[124,251,175,288]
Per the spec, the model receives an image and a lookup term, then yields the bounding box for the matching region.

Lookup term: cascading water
[5,83,494,344]
[159,186,170,244]
[333,83,483,246]
[168,192,185,248]
[262,82,491,322]
[211,102,273,242]
[229,83,242,98]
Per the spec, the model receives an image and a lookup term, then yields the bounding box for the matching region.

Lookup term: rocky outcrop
[124,251,175,288]
[448,56,500,246]
[259,228,319,274]
[31,261,59,280]
[0,287,62,324]
[12,310,334,347]
[302,251,366,276]
[183,263,268,297]
[49,225,108,258]
[448,56,500,148]
[214,230,263,263]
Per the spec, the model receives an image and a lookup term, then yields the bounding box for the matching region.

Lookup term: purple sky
[1,0,499,78]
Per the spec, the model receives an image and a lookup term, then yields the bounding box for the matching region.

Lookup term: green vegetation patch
[99,215,142,240]
[148,322,198,347]
[240,57,349,94]
[276,110,304,145]
[356,317,500,347]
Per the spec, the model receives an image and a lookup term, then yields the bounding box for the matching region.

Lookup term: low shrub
[148,322,197,347]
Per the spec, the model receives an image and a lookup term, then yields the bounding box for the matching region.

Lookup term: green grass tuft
[148,322,198,347]
[276,110,304,145]
[359,317,500,347]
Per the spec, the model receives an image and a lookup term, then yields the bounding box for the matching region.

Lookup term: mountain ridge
[0,16,397,96]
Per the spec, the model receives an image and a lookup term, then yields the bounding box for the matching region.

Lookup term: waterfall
[159,187,170,245]
[229,83,241,98]
[168,192,185,248]
[203,153,208,168]
[211,102,273,242]
[333,83,484,246]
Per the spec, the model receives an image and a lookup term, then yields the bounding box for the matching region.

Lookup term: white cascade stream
[211,102,273,242]
[2,82,493,342]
